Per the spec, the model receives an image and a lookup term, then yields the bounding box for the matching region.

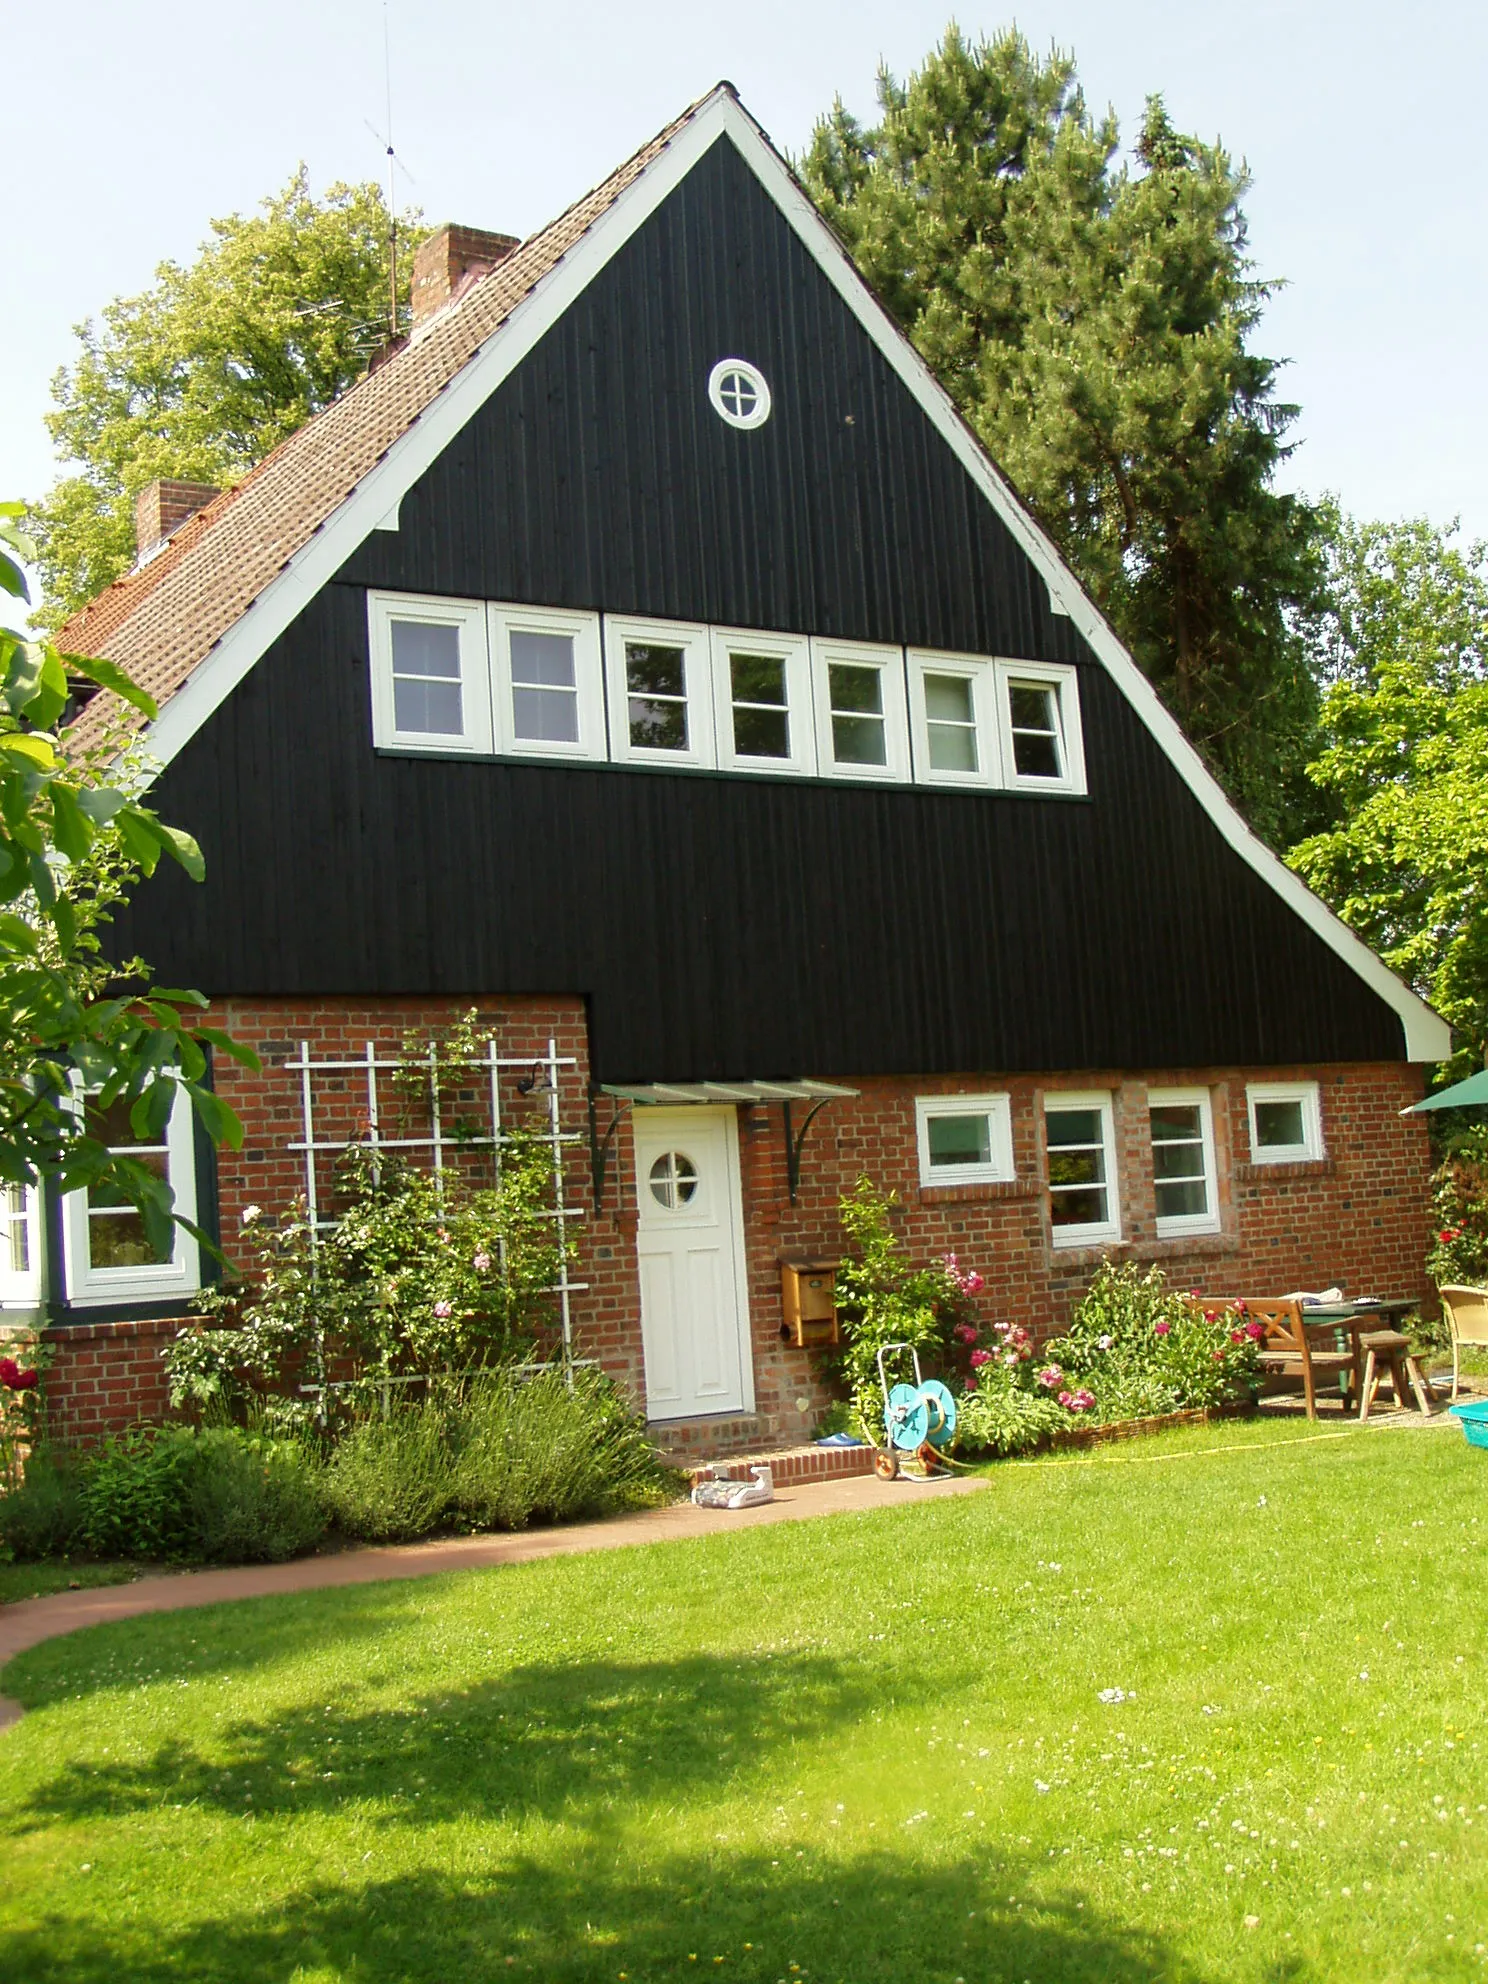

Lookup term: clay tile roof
[62,87,719,753]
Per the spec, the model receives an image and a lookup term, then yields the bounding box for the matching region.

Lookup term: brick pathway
[0,1468,982,1731]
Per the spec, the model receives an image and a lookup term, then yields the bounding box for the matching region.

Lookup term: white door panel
[634,1108,751,1420]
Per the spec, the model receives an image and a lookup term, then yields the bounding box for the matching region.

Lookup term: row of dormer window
[367,591,1088,794]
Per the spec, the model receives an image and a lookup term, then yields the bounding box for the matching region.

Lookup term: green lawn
[1,1421,1484,1983]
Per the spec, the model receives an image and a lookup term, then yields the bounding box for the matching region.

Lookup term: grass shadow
[0,1849,1219,1984]
[7,1645,965,1838]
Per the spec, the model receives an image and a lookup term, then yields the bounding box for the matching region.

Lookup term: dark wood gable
[111,131,1406,1079]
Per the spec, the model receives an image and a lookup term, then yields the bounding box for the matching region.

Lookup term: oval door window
[648,1151,700,1208]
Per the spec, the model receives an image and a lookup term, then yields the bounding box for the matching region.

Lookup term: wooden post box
[780,1259,840,1347]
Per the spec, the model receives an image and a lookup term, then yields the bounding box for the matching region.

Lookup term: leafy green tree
[0,505,256,1250]
[802,26,1324,844]
[1289,510,1488,1070]
[30,171,422,623]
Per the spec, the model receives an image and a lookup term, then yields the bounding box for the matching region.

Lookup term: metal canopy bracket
[598,1077,858,1207]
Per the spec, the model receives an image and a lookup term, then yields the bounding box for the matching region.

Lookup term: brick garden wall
[40,998,1434,1455]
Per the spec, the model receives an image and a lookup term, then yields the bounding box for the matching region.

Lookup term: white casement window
[915,1093,1014,1187]
[61,1087,200,1305]
[368,592,492,754]
[488,603,606,761]
[1148,1086,1220,1236]
[0,1182,42,1307]
[1246,1081,1325,1164]
[810,639,911,781]
[1044,1091,1121,1247]
[906,650,1001,788]
[994,660,1086,795]
[711,628,815,775]
[603,615,716,768]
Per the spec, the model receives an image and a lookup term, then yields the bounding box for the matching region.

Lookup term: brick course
[40,997,1433,1456]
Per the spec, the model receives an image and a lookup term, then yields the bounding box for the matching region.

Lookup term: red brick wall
[41,998,1434,1455]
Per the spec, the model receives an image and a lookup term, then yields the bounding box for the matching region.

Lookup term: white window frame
[707,357,772,431]
[809,638,911,783]
[603,614,716,769]
[711,627,816,776]
[1044,1089,1122,1249]
[0,1182,43,1307]
[1147,1085,1221,1238]
[914,1092,1014,1187]
[995,658,1087,795]
[1246,1081,1325,1164]
[61,1085,200,1306]
[906,649,1003,789]
[488,601,606,762]
[368,591,493,754]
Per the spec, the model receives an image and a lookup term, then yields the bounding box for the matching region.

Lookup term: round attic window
[708,358,772,431]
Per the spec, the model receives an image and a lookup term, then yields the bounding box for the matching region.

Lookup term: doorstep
[648,1412,766,1462]
[686,1441,877,1489]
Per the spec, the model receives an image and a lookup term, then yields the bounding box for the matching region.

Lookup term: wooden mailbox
[780,1259,840,1348]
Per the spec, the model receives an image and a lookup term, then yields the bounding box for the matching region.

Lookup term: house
[10,85,1445,1453]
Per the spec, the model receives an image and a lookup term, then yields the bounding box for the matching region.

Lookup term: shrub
[323,1404,459,1542]
[453,1367,677,1529]
[835,1178,975,1438]
[955,1372,1070,1456]
[1045,1260,1260,1415]
[0,1448,84,1560]
[184,1427,327,1562]
[1426,1124,1488,1291]
[77,1426,201,1559]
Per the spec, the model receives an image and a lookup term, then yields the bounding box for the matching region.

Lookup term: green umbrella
[1403,1068,1488,1113]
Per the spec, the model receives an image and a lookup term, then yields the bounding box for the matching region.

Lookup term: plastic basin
[1448,1398,1488,1449]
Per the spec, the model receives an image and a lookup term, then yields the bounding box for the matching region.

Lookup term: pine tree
[803,28,1324,845]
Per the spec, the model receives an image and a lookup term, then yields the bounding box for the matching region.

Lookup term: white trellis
[285,1032,587,1404]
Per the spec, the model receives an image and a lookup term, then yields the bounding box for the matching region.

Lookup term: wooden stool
[1358,1330,1434,1419]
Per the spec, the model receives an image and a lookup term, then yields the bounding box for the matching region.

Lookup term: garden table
[1301,1300,1433,1417]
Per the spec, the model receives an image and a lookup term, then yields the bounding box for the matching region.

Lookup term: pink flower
[1066,1388,1095,1413]
[433,1300,453,1319]
[1153,1321,1171,1337]
[1244,1320,1266,1341]
[969,1348,993,1367]
[473,1251,491,1272]
[1233,1298,1248,1314]
[1229,1329,1246,1344]
[964,1372,979,1391]
[962,1270,985,1293]
[953,1322,978,1344]
[1002,1350,1019,1366]
[1037,1364,1064,1389]
[1010,1326,1030,1348]
[1058,1389,1073,1406]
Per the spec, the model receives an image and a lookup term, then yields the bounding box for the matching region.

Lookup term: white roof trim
[137,87,1449,1063]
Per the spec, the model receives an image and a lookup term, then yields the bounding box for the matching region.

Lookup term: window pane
[927,1113,991,1169]
[730,653,787,706]
[928,724,978,772]
[1012,730,1062,779]
[393,676,463,735]
[629,698,688,751]
[733,704,789,758]
[88,1206,171,1270]
[828,663,883,716]
[1049,1148,1106,1189]
[510,631,577,688]
[512,685,579,743]
[626,644,685,699]
[1009,683,1057,732]
[3,1184,29,1275]
[1150,1104,1202,1143]
[88,1095,167,1153]
[1047,1108,1102,1150]
[924,674,973,723]
[1255,1099,1306,1149]
[832,714,887,766]
[390,620,460,679]
[1153,1139,1205,1182]
[1155,1179,1209,1220]
[1051,1185,1109,1227]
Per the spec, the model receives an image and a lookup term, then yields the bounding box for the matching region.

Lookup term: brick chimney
[411,224,520,329]
[135,479,220,556]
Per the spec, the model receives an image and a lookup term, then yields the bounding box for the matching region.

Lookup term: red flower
[1440,1228,1461,1244]
[0,1358,37,1391]
[953,1322,979,1344]
[1245,1320,1267,1341]
[969,1348,993,1368]
[1230,1329,1246,1344]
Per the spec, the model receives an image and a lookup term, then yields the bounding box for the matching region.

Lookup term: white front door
[633,1107,752,1420]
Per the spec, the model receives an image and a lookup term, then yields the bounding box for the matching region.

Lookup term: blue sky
[5,0,1484,574]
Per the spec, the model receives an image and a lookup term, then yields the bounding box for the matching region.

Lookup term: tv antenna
[367,0,417,341]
